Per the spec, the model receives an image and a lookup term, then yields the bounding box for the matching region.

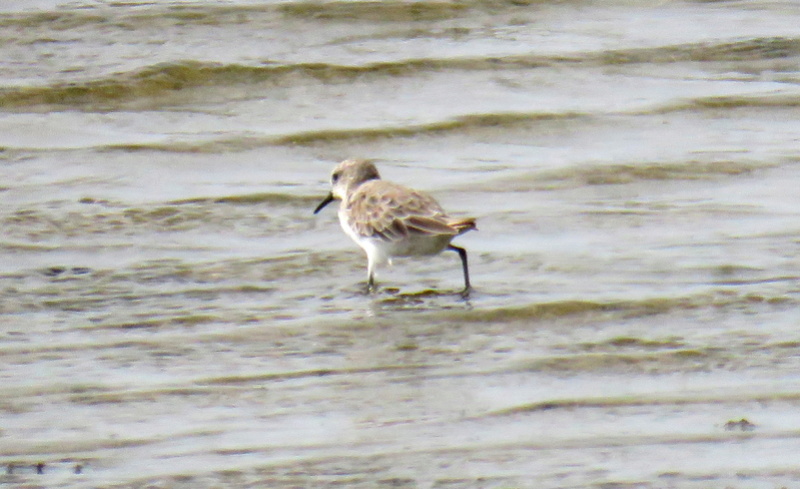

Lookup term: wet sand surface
[2,0,800,487]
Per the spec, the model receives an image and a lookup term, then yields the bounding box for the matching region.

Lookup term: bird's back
[344,180,474,242]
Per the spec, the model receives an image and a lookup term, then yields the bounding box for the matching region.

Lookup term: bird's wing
[346,181,458,242]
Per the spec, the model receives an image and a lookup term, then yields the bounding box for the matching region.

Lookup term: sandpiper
[314,159,476,294]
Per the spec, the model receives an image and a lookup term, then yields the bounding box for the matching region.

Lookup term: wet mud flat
[3,0,800,487]
[2,256,800,488]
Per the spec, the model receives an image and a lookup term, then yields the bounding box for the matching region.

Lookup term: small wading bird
[314,159,476,294]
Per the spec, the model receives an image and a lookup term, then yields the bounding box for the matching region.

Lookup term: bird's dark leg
[448,245,470,295]
[367,270,376,294]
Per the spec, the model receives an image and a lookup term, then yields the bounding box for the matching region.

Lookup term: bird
[313,159,476,294]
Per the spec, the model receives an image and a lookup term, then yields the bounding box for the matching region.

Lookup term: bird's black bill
[314,193,335,214]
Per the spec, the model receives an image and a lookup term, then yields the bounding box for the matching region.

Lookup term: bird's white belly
[338,210,452,263]
[383,234,453,257]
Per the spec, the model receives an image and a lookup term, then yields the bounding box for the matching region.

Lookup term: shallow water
[2,0,800,488]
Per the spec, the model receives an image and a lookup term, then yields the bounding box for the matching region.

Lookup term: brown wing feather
[447,217,477,235]
[347,181,466,242]
[405,215,458,235]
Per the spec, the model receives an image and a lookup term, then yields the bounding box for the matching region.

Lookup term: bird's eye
[331,172,341,184]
